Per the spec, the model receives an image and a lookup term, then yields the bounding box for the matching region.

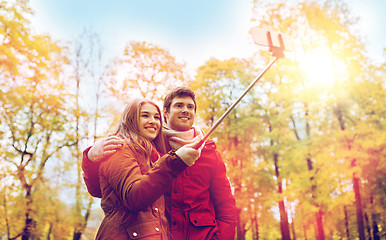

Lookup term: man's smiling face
[164,96,195,131]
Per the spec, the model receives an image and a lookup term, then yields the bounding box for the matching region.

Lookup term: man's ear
[163,108,168,123]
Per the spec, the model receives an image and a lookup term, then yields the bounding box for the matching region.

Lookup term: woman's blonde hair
[114,99,166,162]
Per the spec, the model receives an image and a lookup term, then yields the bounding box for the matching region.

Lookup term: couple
[82,87,237,239]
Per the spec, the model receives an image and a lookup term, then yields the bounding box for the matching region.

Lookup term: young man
[82,87,237,239]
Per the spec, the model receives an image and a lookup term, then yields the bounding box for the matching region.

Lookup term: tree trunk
[273,152,291,240]
[305,105,325,240]
[72,56,83,240]
[352,162,365,240]
[371,213,380,240]
[73,196,93,240]
[335,105,366,240]
[364,213,372,240]
[291,220,296,240]
[315,209,325,240]
[229,137,247,240]
[236,207,246,240]
[22,189,33,240]
[344,205,350,239]
[73,231,82,240]
[369,194,380,240]
[46,222,53,240]
[255,217,259,240]
[249,202,259,240]
[278,199,291,240]
[306,155,325,240]
[303,224,308,240]
[234,165,245,239]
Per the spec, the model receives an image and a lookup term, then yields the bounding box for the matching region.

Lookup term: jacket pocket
[188,212,218,239]
[124,221,162,239]
[188,211,217,227]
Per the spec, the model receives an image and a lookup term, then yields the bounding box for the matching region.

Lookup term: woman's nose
[149,116,157,123]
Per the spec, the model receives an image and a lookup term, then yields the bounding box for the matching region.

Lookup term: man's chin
[175,125,192,131]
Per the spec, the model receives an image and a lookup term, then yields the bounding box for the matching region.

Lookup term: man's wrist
[84,147,95,162]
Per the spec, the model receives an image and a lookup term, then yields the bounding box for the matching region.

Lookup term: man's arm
[209,148,237,240]
[82,147,102,198]
[82,136,124,198]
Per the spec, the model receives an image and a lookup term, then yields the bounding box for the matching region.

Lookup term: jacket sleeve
[82,147,102,198]
[209,148,237,240]
[101,146,187,211]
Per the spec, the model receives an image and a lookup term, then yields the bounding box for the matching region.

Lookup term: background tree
[256,55,297,240]
[0,38,75,239]
[70,29,98,240]
[251,0,385,239]
[1,1,76,239]
[107,41,187,104]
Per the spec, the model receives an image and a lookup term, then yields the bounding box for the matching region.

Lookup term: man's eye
[188,105,194,109]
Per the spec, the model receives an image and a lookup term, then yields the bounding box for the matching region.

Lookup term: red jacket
[82,139,237,240]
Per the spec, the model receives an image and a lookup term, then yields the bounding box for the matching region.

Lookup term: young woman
[95,99,201,240]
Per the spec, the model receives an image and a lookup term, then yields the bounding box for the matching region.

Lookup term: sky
[28,0,385,71]
[28,0,254,71]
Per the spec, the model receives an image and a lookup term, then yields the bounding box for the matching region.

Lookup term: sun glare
[299,45,347,88]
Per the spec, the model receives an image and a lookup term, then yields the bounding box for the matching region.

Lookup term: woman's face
[138,103,161,141]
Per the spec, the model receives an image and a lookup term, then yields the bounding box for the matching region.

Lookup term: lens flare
[299,45,347,88]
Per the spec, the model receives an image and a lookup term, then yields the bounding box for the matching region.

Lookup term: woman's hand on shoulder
[87,136,124,162]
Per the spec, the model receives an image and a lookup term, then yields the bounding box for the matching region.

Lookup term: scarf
[150,147,161,163]
[163,124,205,150]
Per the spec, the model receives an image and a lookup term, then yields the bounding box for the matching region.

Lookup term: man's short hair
[163,86,197,113]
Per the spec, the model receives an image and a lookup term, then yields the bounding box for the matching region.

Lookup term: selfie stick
[194,31,286,149]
